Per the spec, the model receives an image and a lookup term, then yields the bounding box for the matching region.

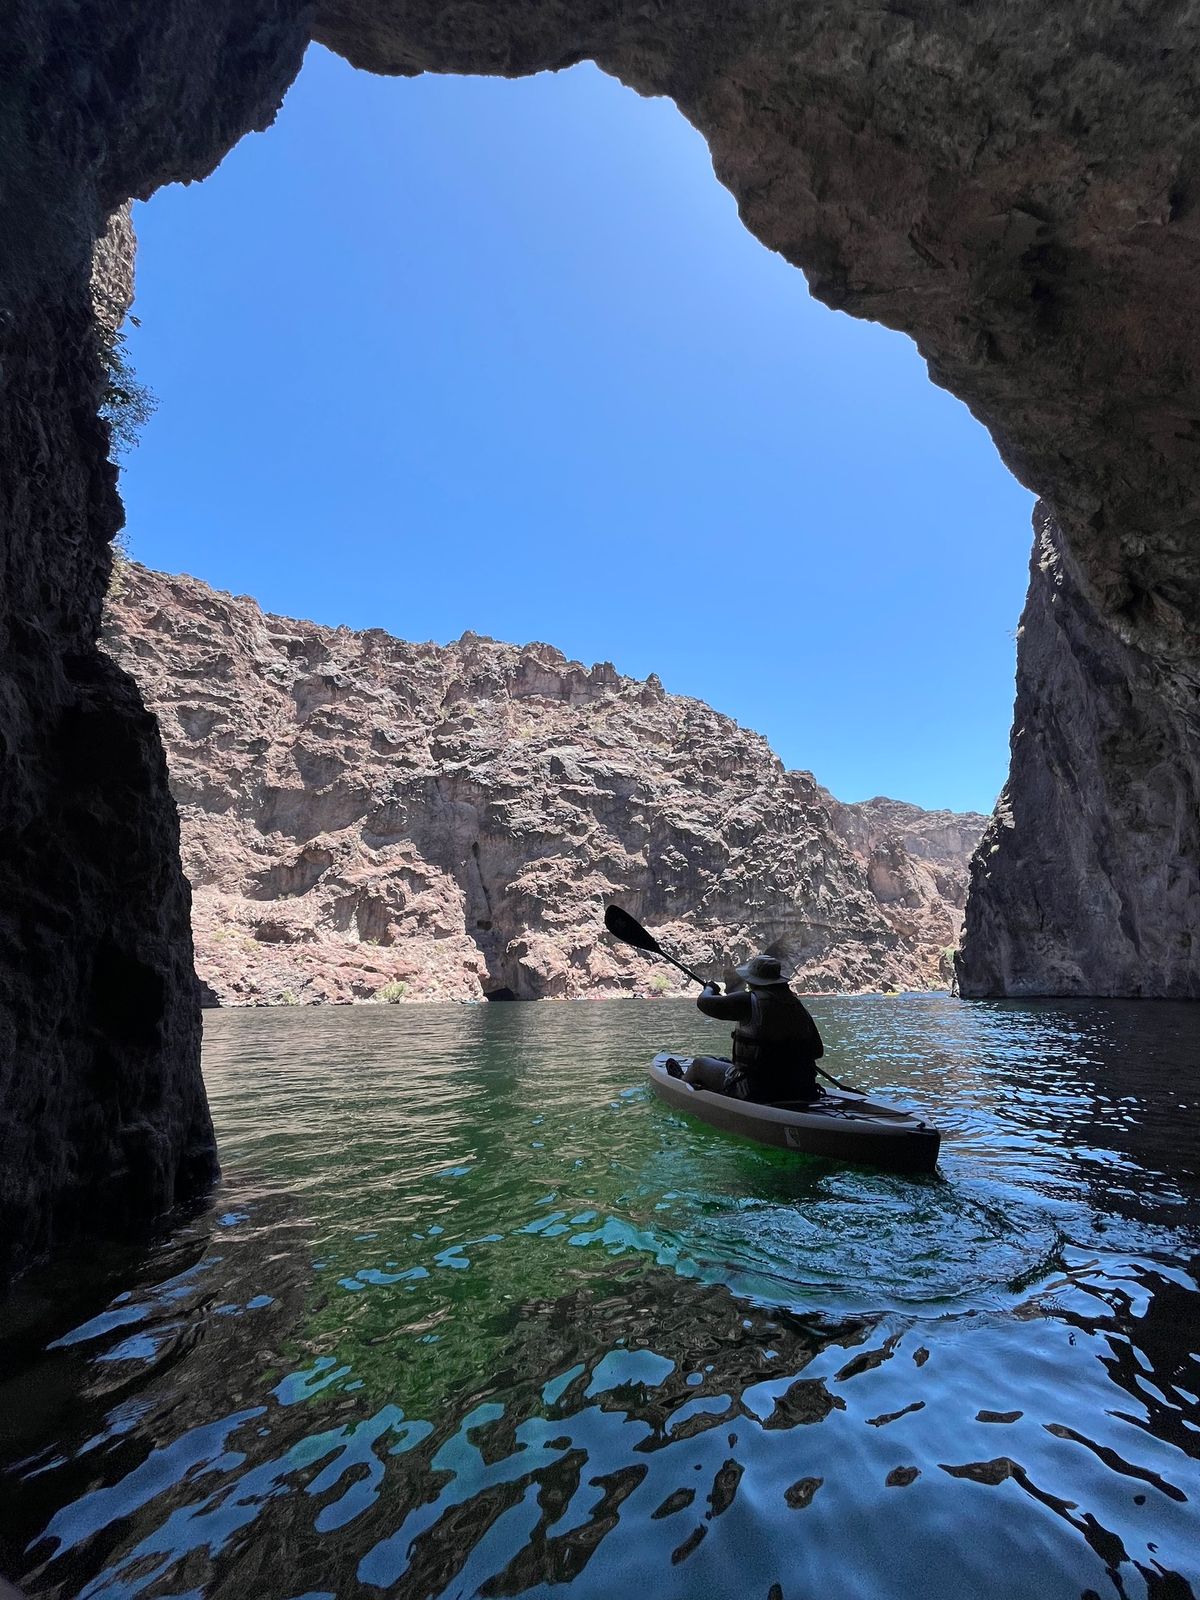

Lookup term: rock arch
[2,0,1196,1275]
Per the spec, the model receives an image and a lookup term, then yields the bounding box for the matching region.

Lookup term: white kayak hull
[649,1054,941,1174]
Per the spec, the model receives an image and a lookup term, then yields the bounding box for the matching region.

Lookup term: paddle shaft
[656,949,709,988]
[606,904,881,1059]
[816,1063,869,1094]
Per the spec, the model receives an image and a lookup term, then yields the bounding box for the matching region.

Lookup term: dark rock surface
[103,565,984,1002]
[958,506,1200,995]
[0,1,312,1280]
[3,0,1198,1276]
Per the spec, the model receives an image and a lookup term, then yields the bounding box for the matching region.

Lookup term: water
[1,997,1198,1600]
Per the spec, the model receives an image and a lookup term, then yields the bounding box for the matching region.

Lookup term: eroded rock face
[822,792,989,986]
[103,566,984,1002]
[958,505,1200,996]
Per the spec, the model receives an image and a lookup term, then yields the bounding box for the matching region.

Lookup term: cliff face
[957,505,1200,996]
[821,793,989,986]
[104,566,984,1004]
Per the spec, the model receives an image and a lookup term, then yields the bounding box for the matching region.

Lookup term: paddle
[603,904,709,988]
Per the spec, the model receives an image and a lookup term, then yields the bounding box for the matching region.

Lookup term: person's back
[694,955,823,1103]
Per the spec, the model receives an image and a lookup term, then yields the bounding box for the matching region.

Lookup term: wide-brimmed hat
[735,954,788,987]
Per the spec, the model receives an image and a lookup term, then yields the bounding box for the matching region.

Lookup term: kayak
[649,1053,941,1174]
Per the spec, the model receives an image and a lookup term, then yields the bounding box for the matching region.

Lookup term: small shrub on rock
[97,306,158,457]
[377,980,410,1003]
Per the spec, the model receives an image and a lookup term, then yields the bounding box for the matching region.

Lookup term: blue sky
[121,45,1034,815]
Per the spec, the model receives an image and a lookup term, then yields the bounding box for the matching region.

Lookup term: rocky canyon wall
[4,0,1199,1277]
[104,566,984,1004]
[957,504,1199,995]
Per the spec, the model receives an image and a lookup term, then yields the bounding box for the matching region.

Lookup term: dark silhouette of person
[668,955,824,1103]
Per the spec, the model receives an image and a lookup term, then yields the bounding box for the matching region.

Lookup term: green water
[2,997,1198,1599]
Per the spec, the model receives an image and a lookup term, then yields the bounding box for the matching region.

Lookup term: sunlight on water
[1,997,1197,1599]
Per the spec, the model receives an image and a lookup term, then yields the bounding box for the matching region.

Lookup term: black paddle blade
[603,904,662,955]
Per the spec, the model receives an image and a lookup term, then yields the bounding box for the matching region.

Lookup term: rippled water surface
[2,997,1198,1599]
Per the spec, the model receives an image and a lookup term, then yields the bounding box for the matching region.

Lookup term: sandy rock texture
[104,566,984,1004]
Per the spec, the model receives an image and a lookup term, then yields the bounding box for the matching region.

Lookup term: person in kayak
[666,954,824,1103]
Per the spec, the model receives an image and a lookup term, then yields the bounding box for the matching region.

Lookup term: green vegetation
[275,989,300,1006]
[377,980,410,1003]
[95,300,155,600]
[97,312,157,456]
[648,973,671,997]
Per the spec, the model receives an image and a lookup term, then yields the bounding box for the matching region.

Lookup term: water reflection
[1,998,1197,1599]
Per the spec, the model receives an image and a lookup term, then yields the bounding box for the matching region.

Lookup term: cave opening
[100,44,1040,1012]
[116,46,1033,819]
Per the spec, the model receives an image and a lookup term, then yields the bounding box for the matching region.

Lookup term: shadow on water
[1,997,1197,1599]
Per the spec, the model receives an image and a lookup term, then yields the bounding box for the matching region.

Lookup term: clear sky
[121,45,1034,815]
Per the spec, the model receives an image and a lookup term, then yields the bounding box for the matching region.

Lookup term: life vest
[729,988,822,1100]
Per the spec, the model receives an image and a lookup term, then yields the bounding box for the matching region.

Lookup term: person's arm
[797,999,824,1058]
[697,986,752,1022]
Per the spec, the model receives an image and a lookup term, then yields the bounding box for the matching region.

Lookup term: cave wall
[2,0,1197,1277]
[957,503,1199,996]
[0,1,313,1280]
